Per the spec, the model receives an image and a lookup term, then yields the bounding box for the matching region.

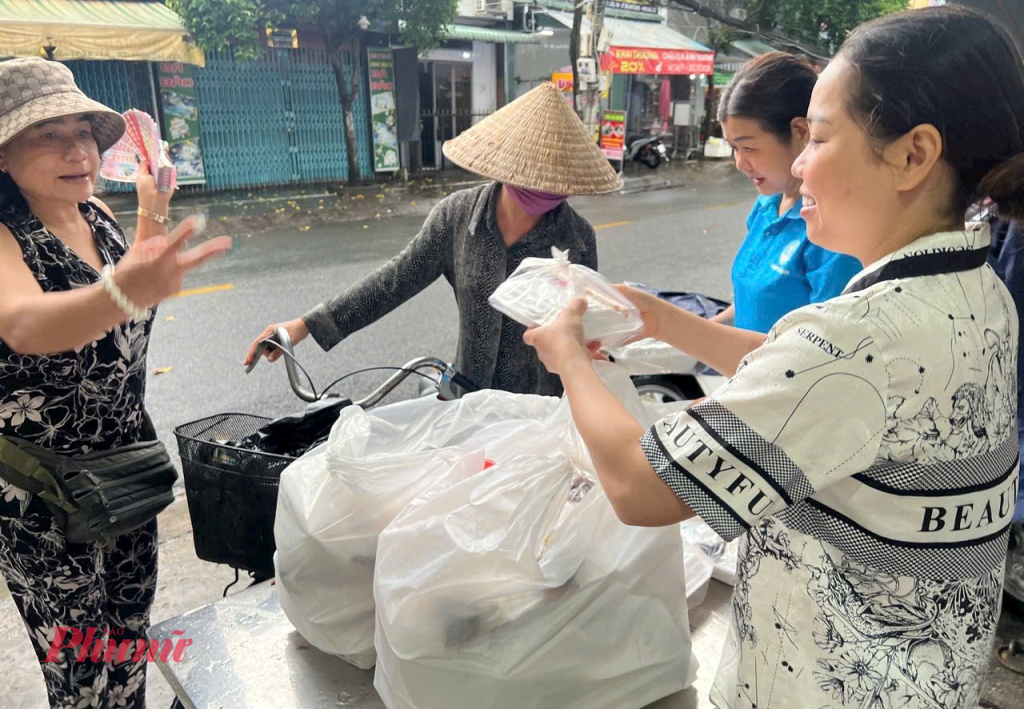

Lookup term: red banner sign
[601,46,715,76]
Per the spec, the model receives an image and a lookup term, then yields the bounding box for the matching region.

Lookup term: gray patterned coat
[302,182,598,397]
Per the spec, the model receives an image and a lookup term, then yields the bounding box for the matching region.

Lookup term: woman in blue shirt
[712,52,861,332]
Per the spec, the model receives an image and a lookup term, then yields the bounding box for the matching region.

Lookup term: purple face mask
[505,184,568,216]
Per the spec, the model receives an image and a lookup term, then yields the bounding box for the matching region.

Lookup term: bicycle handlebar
[249,327,318,401]
[246,326,478,406]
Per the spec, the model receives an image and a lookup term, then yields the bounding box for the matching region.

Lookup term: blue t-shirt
[731,194,862,333]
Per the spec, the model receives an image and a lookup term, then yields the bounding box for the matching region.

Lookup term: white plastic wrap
[609,337,700,376]
[274,390,560,669]
[372,363,697,709]
[488,247,645,348]
[680,517,739,586]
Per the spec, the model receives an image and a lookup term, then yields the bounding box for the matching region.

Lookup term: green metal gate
[195,47,373,189]
[68,50,373,192]
[67,59,154,115]
[67,60,155,193]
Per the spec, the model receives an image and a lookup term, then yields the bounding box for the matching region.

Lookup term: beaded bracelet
[100,265,149,321]
[137,207,169,225]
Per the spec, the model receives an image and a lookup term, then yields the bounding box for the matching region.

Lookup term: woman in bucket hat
[245,82,622,397]
[0,57,229,708]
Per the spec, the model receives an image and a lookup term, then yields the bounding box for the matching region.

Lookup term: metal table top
[149,579,732,709]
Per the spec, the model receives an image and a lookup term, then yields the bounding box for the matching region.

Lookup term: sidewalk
[101,157,732,237]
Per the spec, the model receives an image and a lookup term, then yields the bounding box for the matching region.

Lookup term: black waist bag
[0,434,178,544]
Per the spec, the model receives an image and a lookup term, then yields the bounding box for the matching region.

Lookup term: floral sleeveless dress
[0,200,157,709]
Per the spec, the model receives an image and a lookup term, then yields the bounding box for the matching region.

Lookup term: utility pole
[576,0,605,143]
[569,1,584,116]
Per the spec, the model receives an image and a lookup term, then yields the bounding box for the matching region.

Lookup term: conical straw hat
[443,82,622,195]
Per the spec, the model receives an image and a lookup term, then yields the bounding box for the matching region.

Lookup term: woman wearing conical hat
[245,82,622,396]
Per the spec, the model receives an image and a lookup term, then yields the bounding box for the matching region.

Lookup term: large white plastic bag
[373,365,696,709]
[488,246,644,349]
[543,362,722,608]
[684,542,715,608]
[680,517,739,586]
[274,389,560,669]
[557,361,654,473]
[373,455,695,709]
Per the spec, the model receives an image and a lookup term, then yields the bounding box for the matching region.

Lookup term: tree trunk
[328,37,363,185]
[569,3,584,118]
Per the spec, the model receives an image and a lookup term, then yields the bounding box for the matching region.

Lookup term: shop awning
[0,0,204,65]
[443,24,541,45]
[730,38,779,59]
[547,12,714,75]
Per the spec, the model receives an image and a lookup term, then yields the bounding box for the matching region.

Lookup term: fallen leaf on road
[164,316,175,322]
[153,366,173,375]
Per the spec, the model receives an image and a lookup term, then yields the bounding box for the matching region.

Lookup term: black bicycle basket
[174,413,296,577]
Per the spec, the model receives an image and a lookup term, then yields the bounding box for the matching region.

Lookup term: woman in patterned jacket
[527,6,1021,709]
[0,58,230,708]
[244,82,622,397]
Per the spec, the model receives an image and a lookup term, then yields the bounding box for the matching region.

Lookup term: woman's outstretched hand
[114,215,231,308]
[614,284,665,342]
[244,318,309,367]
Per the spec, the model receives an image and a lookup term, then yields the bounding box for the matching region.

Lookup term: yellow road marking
[174,283,235,298]
[704,200,747,210]
[594,220,631,230]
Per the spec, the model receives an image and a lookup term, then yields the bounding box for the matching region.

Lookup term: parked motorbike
[625,133,670,169]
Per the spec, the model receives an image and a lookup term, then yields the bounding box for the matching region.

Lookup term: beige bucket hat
[0,58,125,153]
[442,82,622,195]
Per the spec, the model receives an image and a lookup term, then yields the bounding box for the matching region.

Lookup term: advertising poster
[156,62,206,185]
[551,70,574,92]
[606,0,660,15]
[600,111,625,160]
[600,47,715,76]
[367,49,400,172]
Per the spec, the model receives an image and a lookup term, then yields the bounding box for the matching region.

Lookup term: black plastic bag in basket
[238,397,350,458]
